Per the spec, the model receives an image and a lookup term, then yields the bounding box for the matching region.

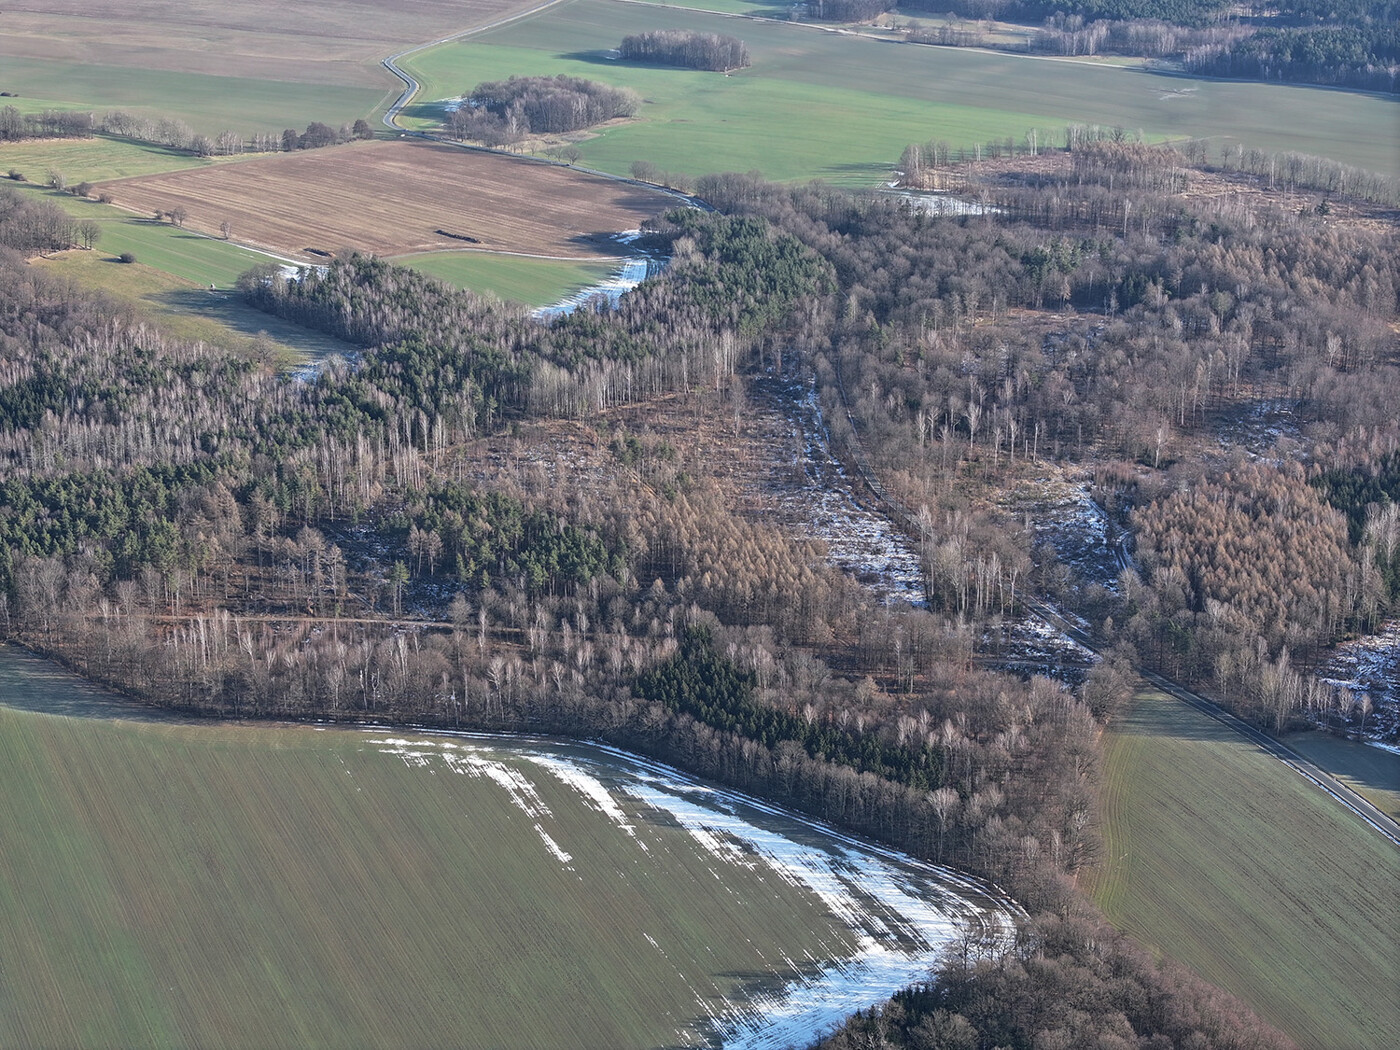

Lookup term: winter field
[0,645,1013,1050]
[1090,688,1400,1050]
[397,0,1400,182]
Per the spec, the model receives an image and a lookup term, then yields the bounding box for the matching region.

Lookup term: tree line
[618,30,750,71]
[0,106,94,142]
[447,75,639,146]
[0,185,98,253]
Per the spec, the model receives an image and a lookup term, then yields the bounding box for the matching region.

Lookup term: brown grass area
[98,139,675,261]
[0,0,540,85]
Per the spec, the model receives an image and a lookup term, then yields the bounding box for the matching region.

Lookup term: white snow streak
[362,731,1017,1049]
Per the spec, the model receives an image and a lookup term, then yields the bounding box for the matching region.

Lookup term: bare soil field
[0,0,541,86]
[98,140,676,261]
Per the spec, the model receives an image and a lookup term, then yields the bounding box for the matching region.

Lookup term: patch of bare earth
[0,0,544,85]
[98,139,676,261]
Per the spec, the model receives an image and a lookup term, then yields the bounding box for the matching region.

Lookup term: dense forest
[5,128,1396,1046]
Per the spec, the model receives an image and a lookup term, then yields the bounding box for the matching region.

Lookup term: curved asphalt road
[381,0,570,132]
[378,1,711,211]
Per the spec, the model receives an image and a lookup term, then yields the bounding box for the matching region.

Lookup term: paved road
[1023,596,1400,850]
[377,1,712,212]
[381,0,570,132]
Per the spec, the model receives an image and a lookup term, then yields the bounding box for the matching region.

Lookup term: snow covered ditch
[749,372,927,607]
[533,231,667,320]
[368,731,1018,1049]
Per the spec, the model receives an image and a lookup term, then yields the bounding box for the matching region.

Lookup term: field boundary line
[390,248,623,263]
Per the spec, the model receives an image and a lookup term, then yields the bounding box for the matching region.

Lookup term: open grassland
[0,136,214,183]
[400,251,618,305]
[0,57,388,139]
[101,139,674,261]
[32,190,274,287]
[1281,730,1400,819]
[1089,689,1400,1050]
[399,0,1400,182]
[0,695,858,1046]
[0,0,539,87]
[32,250,355,366]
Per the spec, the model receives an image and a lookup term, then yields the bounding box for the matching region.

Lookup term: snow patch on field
[363,731,1017,1049]
[530,755,640,840]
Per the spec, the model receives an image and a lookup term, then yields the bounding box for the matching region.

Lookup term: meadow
[16,182,348,361]
[400,251,618,305]
[0,642,1013,1049]
[398,0,1400,182]
[31,250,355,365]
[0,135,215,184]
[1089,689,1400,1050]
[33,189,275,288]
[0,57,389,138]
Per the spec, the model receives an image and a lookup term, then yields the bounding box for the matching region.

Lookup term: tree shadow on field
[559,50,627,68]
[155,287,356,356]
[817,160,895,182]
[0,644,184,723]
[565,229,657,256]
[1117,694,1234,743]
[1282,730,1400,796]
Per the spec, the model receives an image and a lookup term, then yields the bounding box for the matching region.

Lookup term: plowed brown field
[0,0,540,84]
[99,139,675,261]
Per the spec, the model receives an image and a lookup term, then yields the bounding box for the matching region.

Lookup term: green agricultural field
[0,135,214,183]
[398,250,617,306]
[1090,689,1400,1050]
[32,250,353,367]
[1281,730,1400,819]
[30,187,276,287]
[0,56,388,136]
[398,0,1400,182]
[0,699,860,1047]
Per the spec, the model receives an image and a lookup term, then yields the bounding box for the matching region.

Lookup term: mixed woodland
[3,127,1397,1047]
